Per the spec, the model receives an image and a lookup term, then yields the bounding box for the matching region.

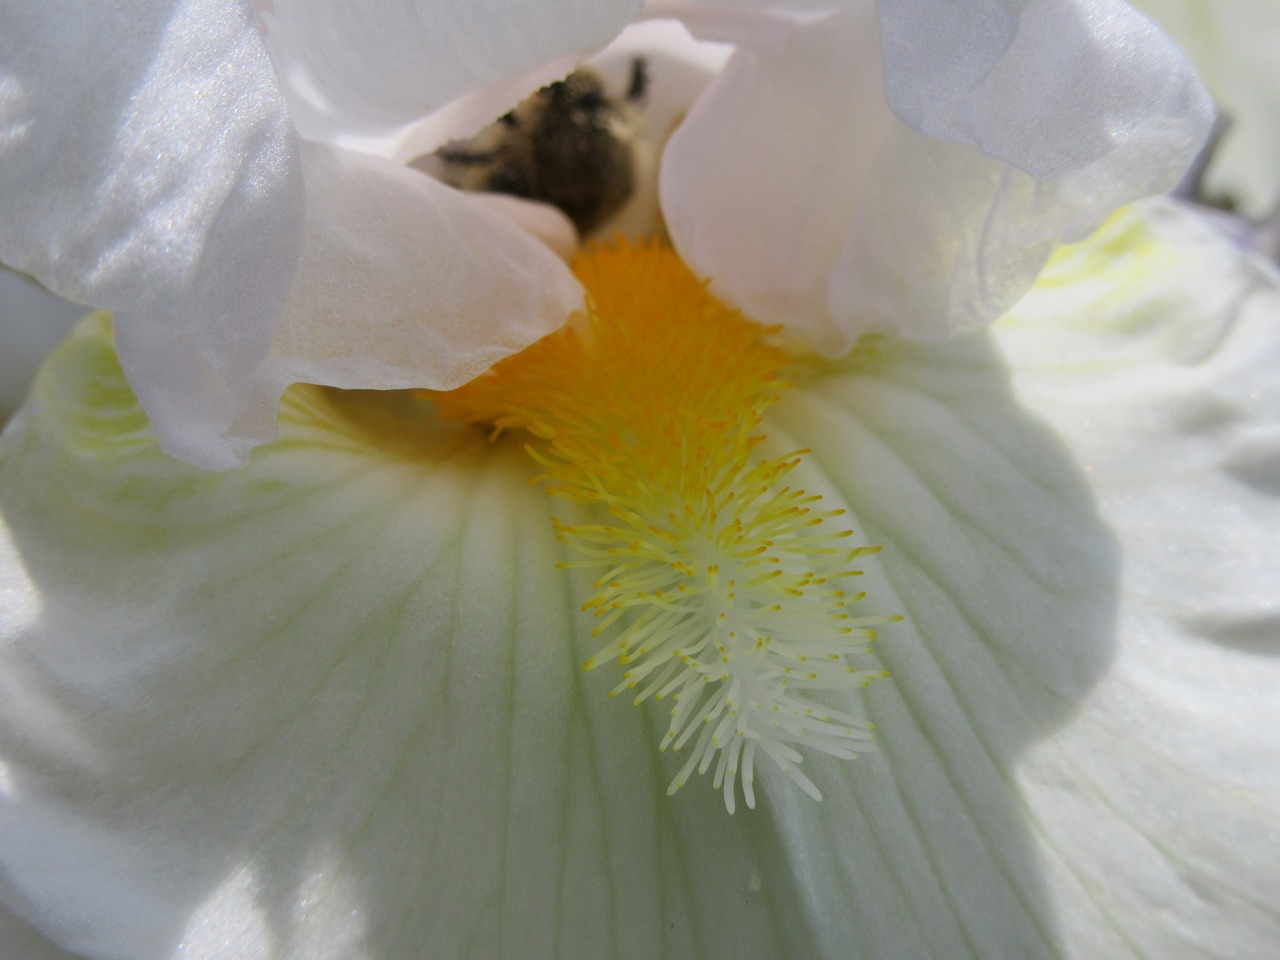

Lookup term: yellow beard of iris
[437,241,895,812]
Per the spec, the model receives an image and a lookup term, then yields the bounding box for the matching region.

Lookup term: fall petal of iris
[0,318,835,960]
[767,199,1280,959]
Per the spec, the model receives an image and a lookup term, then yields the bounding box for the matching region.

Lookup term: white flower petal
[270,142,584,392]
[0,318,834,959]
[765,199,1280,957]
[258,0,643,133]
[992,201,1280,957]
[0,0,304,471]
[661,3,897,355]
[0,901,81,960]
[1132,0,1280,216]
[762,345,1124,960]
[877,0,1212,183]
[663,0,1215,350]
[2,203,1274,959]
[826,121,1157,340]
[176,140,584,470]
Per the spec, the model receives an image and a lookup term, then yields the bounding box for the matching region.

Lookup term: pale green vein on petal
[1,311,854,959]
[763,334,1116,960]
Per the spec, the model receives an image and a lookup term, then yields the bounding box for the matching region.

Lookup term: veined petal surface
[767,199,1280,958]
[0,199,1275,960]
[0,0,304,470]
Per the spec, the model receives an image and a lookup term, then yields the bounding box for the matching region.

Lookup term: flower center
[436,241,895,812]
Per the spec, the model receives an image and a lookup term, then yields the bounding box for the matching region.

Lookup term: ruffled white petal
[662,0,1215,350]
[876,0,1212,182]
[125,139,584,471]
[1132,0,1280,216]
[213,140,585,460]
[989,201,1280,957]
[257,0,643,134]
[0,0,304,471]
[661,3,896,355]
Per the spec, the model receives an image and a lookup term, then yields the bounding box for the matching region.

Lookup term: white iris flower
[1,1,1277,959]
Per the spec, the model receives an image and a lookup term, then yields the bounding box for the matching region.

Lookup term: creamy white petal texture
[216,140,585,457]
[876,0,1211,181]
[257,0,643,134]
[1132,0,1280,216]
[662,0,1216,351]
[1,200,1276,959]
[981,202,1280,958]
[661,3,896,355]
[766,200,1280,959]
[0,0,304,470]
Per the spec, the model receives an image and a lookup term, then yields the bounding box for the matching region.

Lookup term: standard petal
[257,0,643,134]
[155,141,584,471]
[664,0,1216,350]
[876,0,1212,184]
[826,120,1168,340]
[0,0,304,470]
[862,0,1212,335]
[1132,0,1280,216]
[660,3,898,355]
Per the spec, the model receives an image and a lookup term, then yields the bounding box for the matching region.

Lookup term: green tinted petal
[0,315,839,959]
[762,199,1280,959]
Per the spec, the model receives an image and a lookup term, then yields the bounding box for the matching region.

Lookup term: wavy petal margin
[662,0,1214,351]
[0,0,304,470]
[1133,0,1280,216]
